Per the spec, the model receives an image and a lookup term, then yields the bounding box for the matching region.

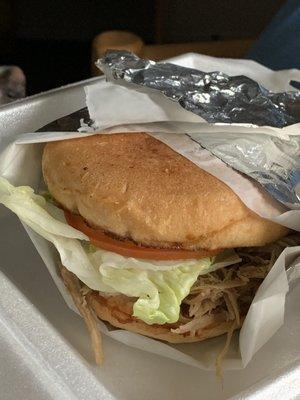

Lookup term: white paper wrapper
[85,80,300,228]
[0,53,300,370]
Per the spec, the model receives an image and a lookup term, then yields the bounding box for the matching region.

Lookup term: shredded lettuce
[88,246,212,323]
[0,177,239,325]
[0,176,108,291]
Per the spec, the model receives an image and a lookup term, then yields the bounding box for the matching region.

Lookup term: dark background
[0,0,284,95]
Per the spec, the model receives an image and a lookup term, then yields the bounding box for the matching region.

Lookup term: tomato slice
[64,211,220,260]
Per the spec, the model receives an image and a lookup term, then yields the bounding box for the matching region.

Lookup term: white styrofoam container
[0,78,300,400]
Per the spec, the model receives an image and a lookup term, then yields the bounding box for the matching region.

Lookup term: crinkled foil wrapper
[96,50,300,208]
[97,50,300,127]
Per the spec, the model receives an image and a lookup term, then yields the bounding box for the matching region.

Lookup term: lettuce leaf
[87,246,213,323]
[0,177,238,325]
[0,176,110,291]
[99,260,212,324]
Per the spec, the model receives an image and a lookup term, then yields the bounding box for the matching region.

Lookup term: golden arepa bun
[42,133,288,250]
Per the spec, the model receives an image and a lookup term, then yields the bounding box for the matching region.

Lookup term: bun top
[42,133,287,250]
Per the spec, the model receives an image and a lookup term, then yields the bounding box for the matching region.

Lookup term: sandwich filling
[1,176,297,336]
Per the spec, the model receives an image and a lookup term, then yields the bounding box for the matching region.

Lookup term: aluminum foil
[97,50,300,128]
[96,50,300,208]
[188,132,300,208]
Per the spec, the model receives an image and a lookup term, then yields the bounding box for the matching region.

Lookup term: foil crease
[96,50,300,208]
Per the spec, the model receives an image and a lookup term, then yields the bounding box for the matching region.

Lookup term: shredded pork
[173,234,300,372]
[60,234,300,369]
[60,266,104,364]
[173,234,300,337]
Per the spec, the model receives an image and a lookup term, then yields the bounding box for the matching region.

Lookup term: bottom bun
[87,292,243,344]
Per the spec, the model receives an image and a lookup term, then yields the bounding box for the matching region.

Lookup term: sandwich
[41,133,294,344]
[0,131,297,367]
